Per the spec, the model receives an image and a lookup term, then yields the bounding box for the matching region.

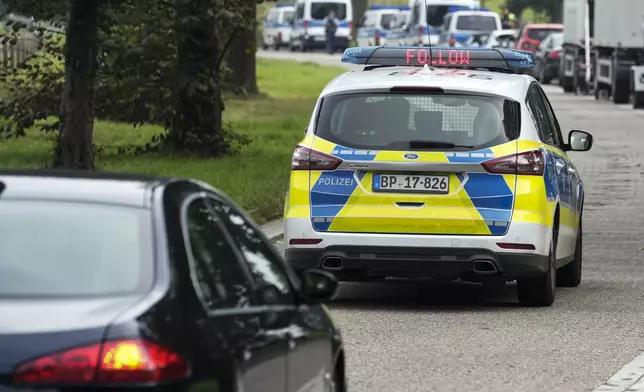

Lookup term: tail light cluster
[291,145,342,171]
[13,339,189,386]
[374,30,381,46]
[418,26,424,42]
[549,50,561,59]
[481,150,545,176]
[448,35,456,47]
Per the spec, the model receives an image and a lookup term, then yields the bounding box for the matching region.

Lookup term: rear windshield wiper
[409,140,474,149]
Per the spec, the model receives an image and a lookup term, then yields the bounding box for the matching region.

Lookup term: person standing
[501,7,517,29]
[324,10,339,54]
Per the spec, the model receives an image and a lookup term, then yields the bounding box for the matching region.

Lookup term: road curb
[260,218,284,243]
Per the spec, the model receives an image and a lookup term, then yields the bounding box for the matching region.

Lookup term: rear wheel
[517,230,556,306]
[557,217,583,287]
[540,66,552,85]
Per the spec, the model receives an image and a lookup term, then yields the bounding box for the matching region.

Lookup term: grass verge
[0,58,347,224]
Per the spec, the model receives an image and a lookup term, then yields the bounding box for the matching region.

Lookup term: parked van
[289,0,353,52]
[402,0,481,46]
[262,2,295,50]
[439,9,501,47]
[356,5,409,47]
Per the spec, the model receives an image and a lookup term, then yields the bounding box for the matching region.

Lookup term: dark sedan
[0,170,346,392]
[533,32,564,84]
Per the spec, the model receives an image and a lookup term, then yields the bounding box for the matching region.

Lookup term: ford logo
[403,153,419,160]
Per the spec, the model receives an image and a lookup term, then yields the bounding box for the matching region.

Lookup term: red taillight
[304,20,309,28]
[291,145,342,171]
[549,50,561,59]
[418,26,423,39]
[481,150,545,176]
[13,339,188,386]
[448,35,456,47]
[348,22,352,31]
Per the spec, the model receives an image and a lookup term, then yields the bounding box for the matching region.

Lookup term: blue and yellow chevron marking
[303,137,519,235]
[284,136,582,235]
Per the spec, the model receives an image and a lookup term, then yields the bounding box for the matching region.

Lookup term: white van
[289,0,353,52]
[438,10,501,46]
[356,5,409,47]
[402,0,481,46]
[262,2,296,50]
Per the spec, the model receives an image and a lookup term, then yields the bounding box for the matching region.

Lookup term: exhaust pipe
[473,260,498,275]
[321,256,344,271]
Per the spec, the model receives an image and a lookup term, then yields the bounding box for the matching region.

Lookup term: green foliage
[0,0,258,157]
[0,59,347,222]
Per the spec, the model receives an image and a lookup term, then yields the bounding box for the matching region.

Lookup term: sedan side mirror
[299,269,338,303]
[567,130,593,152]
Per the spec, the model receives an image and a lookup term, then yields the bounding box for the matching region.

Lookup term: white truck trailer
[560,0,593,94]
[592,0,644,107]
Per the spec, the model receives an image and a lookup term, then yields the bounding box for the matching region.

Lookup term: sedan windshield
[0,200,153,297]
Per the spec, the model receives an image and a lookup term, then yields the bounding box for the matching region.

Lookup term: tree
[2,0,101,169]
[54,0,100,169]
[224,0,259,95]
[0,0,253,161]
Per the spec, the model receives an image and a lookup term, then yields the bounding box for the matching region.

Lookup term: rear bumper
[286,245,548,280]
[284,218,552,280]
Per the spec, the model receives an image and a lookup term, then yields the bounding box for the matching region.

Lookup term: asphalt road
[259,49,644,392]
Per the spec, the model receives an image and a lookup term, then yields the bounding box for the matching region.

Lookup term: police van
[356,5,410,47]
[262,2,295,50]
[439,9,501,47]
[289,0,353,52]
[402,0,481,46]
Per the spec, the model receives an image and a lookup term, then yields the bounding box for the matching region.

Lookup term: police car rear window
[380,13,395,28]
[311,2,347,20]
[456,15,497,31]
[315,92,521,151]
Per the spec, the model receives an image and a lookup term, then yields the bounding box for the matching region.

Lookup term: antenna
[422,0,432,62]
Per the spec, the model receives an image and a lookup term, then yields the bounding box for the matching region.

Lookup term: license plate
[372,174,449,194]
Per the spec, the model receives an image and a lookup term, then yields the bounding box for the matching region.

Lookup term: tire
[562,77,574,92]
[557,217,582,287]
[540,67,552,85]
[517,229,557,306]
[289,40,296,52]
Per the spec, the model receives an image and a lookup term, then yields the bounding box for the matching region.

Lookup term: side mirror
[299,269,338,303]
[304,127,308,135]
[567,130,593,152]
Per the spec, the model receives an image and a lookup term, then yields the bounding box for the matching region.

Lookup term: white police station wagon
[283,46,594,306]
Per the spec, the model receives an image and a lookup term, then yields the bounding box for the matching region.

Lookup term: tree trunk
[170,0,228,156]
[225,0,258,95]
[53,0,99,169]
[352,0,367,44]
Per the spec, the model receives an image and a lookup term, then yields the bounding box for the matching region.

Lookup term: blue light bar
[369,5,410,11]
[276,2,294,7]
[447,6,472,12]
[341,46,536,70]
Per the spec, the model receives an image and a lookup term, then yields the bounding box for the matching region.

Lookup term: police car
[356,5,409,47]
[283,46,594,306]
